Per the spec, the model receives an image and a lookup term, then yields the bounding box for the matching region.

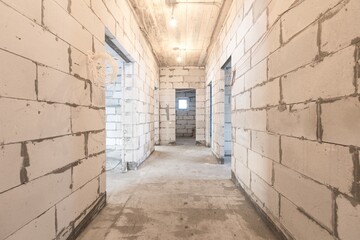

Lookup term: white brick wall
[236,110,267,131]
[0,99,71,143]
[0,144,22,193]
[281,0,340,43]
[206,0,360,238]
[70,47,89,80]
[56,178,99,234]
[244,59,267,90]
[248,150,273,184]
[251,20,281,65]
[235,160,251,188]
[88,131,106,155]
[251,173,279,218]
[321,0,360,53]
[1,0,359,238]
[233,143,248,166]
[244,11,267,52]
[235,128,251,148]
[322,97,360,146]
[159,67,206,144]
[251,131,280,162]
[5,207,56,240]
[269,24,318,78]
[252,0,271,21]
[280,197,333,240]
[0,170,71,239]
[251,78,280,108]
[267,103,317,140]
[70,0,104,41]
[71,107,105,133]
[235,91,250,110]
[236,10,253,46]
[0,50,37,100]
[282,136,354,196]
[0,0,159,238]
[38,66,91,106]
[43,0,93,53]
[267,0,296,27]
[72,154,105,190]
[2,0,42,23]
[274,164,333,230]
[282,46,355,104]
[0,2,69,72]
[337,194,360,240]
[27,135,85,180]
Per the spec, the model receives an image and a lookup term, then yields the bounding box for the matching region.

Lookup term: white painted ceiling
[129,0,225,67]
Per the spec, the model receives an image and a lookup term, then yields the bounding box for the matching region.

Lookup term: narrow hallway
[78,143,277,240]
[1,0,359,239]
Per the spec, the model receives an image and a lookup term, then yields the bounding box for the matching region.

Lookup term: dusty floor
[77,139,278,240]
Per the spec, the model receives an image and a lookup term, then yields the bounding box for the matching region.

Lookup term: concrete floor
[78,139,278,240]
[176,137,196,145]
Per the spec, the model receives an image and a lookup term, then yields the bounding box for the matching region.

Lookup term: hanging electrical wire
[87,51,119,88]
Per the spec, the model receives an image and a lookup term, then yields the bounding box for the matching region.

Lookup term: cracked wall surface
[0,0,159,239]
[206,0,360,239]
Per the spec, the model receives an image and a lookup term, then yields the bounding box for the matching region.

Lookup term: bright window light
[169,16,177,27]
[178,98,188,110]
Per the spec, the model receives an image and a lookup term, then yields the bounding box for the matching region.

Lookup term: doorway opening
[222,59,232,164]
[176,89,196,145]
[208,82,213,147]
[104,30,133,173]
[105,42,126,172]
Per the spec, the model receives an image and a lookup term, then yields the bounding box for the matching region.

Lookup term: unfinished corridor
[77,142,277,240]
[1,0,360,240]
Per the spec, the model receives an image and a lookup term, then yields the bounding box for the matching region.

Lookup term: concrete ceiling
[128,0,227,67]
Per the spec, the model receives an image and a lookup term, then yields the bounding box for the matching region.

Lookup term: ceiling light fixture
[176,48,183,63]
[169,6,177,28]
[176,55,182,62]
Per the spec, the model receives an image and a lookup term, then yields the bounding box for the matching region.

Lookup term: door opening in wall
[209,82,213,147]
[176,89,196,145]
[104,30,136,175]
[105,42,126,172]
[222,59,232,164]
